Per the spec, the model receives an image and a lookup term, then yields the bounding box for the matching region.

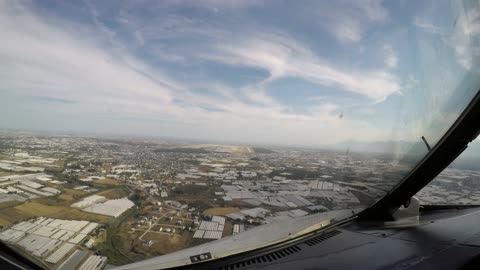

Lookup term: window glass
[417,138,480,205]
[0,0,479,269]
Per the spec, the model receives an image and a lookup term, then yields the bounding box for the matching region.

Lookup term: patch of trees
[173,184,206,195]
[129,190,147,206]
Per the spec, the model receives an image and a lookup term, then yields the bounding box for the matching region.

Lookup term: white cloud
[319,0,389,43]
[414,17,445,35]
[358,0,389,21]
[414,4,480,71]
[170,0,262,10]
[450,3,480,70]
[330,17,364,43]
[383,44,398,69]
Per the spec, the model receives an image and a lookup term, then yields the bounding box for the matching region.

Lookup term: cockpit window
[0,0,479,269]
[417,138,480,205]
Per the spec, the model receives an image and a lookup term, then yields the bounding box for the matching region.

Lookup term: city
[0,130,478,269]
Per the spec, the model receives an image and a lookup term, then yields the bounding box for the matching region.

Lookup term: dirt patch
[0,200,21,210]
[15,202,65,216]
[12,201,111,224]
[58,194,74,201]
[64,188,87,196]
[0,207,33,226]
[61,188,88,201]
[222,221,233,237]
[96,188,129,199]
[95,178,121,186]
[0,171,17,177]
[203,207,241,216]
[0,216,11,227]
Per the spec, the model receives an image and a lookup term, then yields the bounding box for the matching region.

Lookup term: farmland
[203,207,242,216]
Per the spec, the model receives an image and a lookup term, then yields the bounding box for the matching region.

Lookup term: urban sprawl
[0,130,478,269]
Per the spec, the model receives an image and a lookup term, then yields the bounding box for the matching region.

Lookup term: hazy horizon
[2,128,479,162]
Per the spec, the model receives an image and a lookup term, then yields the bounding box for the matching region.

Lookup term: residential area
[0,130,478,269]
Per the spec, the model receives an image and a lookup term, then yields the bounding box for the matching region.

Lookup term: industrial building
[0,217,104,268]
[82,197,135,218]
[193,216,225,240]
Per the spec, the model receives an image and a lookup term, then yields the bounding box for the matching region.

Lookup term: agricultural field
[0,200,21,210]
[0,170,16,177]
[47,188,86,202]
[0,198,112,226]
[203,207,242,216]
[95,178,122,186]
[0,206,35,225]
[95,187,129,199]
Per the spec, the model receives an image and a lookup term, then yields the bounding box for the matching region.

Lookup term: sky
[1,0,479,148]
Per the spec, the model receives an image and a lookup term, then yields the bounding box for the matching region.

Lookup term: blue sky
[1,0,479,147]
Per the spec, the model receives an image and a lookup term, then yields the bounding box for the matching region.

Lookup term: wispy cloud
[163,0,262,10]
[450,2,480,70]
[0,0,183,115]
[114,0,399,102]
[414,4,480,71]
[318,0,389,43]
[172,32,401,102]
[31,96,78,104]
[383,44,398,69]
[414,17,446,35]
